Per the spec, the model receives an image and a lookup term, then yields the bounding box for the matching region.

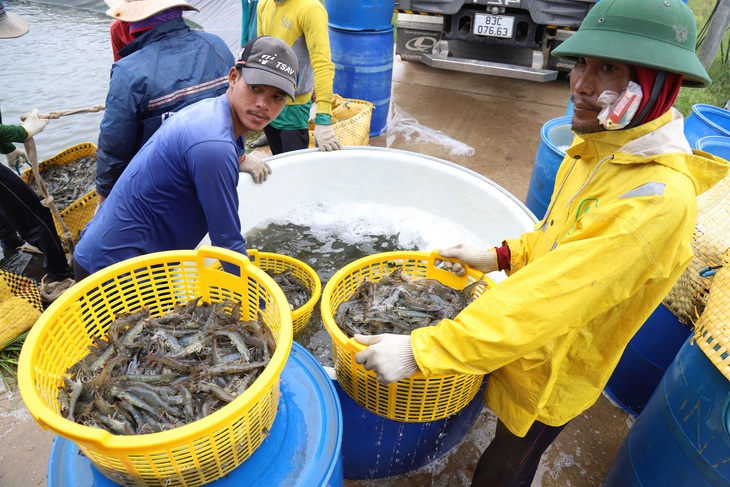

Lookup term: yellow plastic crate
[321,250,493,422]
[21,142,98,245]
[247,249,321,336]
[18,246,293,487]
[308,95,374,148]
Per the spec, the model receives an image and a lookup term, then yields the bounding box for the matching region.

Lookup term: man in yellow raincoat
[354,0,730,485]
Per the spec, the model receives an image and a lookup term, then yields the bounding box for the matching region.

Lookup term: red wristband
[495,243,511,272]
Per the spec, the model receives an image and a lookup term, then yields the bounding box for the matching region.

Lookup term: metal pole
[698,0,730,71]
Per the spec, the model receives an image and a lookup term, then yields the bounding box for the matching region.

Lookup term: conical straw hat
[0,0,29,39]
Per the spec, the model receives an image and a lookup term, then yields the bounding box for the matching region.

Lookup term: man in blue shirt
[73,36,298,280]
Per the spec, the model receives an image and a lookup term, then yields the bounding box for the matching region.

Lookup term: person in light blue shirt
[73,36,299,280]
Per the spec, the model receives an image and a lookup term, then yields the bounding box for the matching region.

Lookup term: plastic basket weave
[321,250,493,422]
[308,95,374,148]
[21,142,98,245]
[693,247,730,381]
[245,250,321,335]
[18,246,293,487]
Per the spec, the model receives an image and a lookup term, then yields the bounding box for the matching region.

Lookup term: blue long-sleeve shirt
[75,95,247,274]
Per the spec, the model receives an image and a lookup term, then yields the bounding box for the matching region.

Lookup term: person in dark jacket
[96,0,269,203]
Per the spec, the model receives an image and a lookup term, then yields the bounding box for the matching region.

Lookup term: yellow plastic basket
[247,249,321,336]
[18,246,293,487]
[21,142,98,245]
[308,95,374,148]
[321,250,494,422]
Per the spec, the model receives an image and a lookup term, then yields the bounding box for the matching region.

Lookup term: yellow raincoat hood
[412,108,729,436]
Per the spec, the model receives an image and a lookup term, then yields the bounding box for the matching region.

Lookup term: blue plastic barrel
[684,104,730,149]
[603,337,730,486]
[697,135,730,160]
[47,343,344,487]
[325,0,395,31]
[334,375,487,479]
[525,116,574,219]
[330,26,394,137]
[604,303,692,417]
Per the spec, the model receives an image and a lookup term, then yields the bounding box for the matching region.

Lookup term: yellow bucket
[308,95,374,148]
[247,249,321,335]
[18,246,293,487]
[21,142,98,245]
[321,250,493,422]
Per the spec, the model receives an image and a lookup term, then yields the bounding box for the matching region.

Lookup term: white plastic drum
[202,147,537,282]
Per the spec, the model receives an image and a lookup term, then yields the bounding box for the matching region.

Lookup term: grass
[675,0,730,116]
[0,331,28,391]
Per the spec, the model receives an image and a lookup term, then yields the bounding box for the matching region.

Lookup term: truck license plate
[473,13,514,39]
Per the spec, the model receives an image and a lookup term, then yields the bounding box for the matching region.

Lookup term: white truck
[394,0,597,82]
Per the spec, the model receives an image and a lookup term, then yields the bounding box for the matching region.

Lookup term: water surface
[2,2,112,162]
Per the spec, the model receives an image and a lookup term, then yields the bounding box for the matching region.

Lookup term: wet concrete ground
[0,56,633,486]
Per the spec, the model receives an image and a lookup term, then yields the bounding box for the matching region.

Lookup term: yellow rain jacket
[412,109,730,437]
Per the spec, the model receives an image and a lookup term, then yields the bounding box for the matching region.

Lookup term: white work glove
[437,244,498,276]
[313,123,342,151]
[354,333,420,384]
[5,148,27,169]
[239,152,272,184]
[21,108,49,139]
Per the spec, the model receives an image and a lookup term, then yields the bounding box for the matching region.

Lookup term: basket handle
[427,249,464,276]
[197,245,251,271]
[246,248,260,265]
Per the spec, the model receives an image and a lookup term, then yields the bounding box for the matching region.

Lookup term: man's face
[227,67,289,136]
[569,57,635,134]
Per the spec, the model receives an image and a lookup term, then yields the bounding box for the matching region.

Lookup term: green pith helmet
[552,0,710,87]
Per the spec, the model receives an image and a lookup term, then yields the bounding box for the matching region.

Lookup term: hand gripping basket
[308,94,374,148]
[321,250,494,422]
[18,246,293,487]
[247,249,321,335]
[21,142,98,245]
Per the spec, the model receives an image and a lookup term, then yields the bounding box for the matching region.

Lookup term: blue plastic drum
[604,303,691,417]
[325,0,395,31]
[603,336,730,486]
[330,26,394,137]
[335,376,487,479]
[684,104,730,149]
[697,135,730,161]
[525,116,574,219]
[47,343,344,487]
